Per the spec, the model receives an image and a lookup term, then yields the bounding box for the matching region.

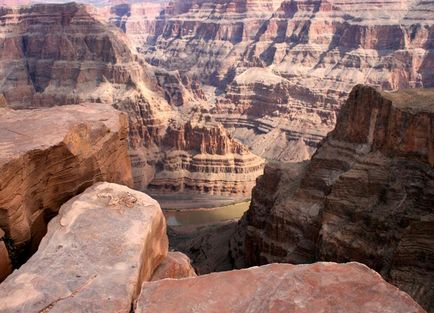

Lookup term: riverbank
[147,192,249,210]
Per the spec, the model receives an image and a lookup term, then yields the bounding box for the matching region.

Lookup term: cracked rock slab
[137,262,425,313]
[0,182,168,313]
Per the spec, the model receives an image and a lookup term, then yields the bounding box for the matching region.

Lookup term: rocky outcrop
[0,182,168,313]
[149,116,264,195]
[0,229,12,282]
[150,251,196,281]
[0,104,133,261]
[0,2,264,197]
[232,85,434,311]
[136,262,425,313]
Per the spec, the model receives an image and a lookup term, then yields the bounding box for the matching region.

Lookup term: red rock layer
[120,0,434,162]
[0,104,133,262]
[232,85,434,311]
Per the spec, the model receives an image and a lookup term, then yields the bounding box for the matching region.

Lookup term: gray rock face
[0,182,168,313]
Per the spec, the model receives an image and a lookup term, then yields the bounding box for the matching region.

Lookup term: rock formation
[0,182,168,313]
[232,85,434,311]
[0,229,12,282]
[136,262,425,313]
[0,2,264,197]
[150,251,196,281]
[0,104,133,262]
[115,0,434,162]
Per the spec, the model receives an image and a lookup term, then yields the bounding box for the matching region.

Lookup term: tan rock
[137,262,425,313]
[0,104,133,259]
[150,251,196,281]
[0,229,12,282]
[0,182,168,313]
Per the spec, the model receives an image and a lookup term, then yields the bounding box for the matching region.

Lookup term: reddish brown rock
[0,2,264,197]
[232,85,434,311]
[0,182,168,313]
[0,229,12,282]
[136,262,425,313]
[119,0,434,162]
[0,104,133,260]
[150,251,196,281]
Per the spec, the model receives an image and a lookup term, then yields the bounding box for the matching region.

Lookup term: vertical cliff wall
[232,85,434,311]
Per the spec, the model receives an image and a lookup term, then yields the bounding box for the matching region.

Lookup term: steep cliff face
[232,85,434,311]
[119,0,434,162]
[0,104,133,262]
[0,2,264,196]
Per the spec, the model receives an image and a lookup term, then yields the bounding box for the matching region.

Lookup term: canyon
[232,85,434,311]
[0,2,264,197]
[0,0,432,312]
[105,0,434,163]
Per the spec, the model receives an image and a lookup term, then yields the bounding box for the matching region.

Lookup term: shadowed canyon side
[109,0,434,162]
[231,85,434,311]
[0,2,264,196]
[0,104,133,265]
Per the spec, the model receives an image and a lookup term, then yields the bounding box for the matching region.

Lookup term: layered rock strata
[0,182,168,313]
[136,262,425,313]
[0,104,133,260]
[149,116,264,195]
[150,251,196,281]
[0,2,264,196]
[232,85,434,311]
[127,0,434,161]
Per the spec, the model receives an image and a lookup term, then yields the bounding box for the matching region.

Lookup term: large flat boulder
[137,262,425,313]
[0,104,133,259]
[0,182,168,313]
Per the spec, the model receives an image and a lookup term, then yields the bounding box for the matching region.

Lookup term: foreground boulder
[232,85,434,311]
[0,182,167,313]
[137,262,425,313]
[0,104,133,260]
[150,252,196,281]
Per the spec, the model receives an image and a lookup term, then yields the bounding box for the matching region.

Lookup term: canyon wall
[0,104,133,263]
[232,85,434,311]
[0,2,264,197]
[114,0,434,162]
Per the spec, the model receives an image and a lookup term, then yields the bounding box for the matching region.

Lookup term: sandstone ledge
[137,262,425,313]
[0,104,133,259]
[0,182,167,313]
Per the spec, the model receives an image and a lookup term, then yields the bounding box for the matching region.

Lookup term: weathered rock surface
[0,2,264,196]
[232,85,434,311]
[150,251,196,281]
[0,229,12,282]
[0,182,168,313]
[0,104,133,260]
[137,262,425,313]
